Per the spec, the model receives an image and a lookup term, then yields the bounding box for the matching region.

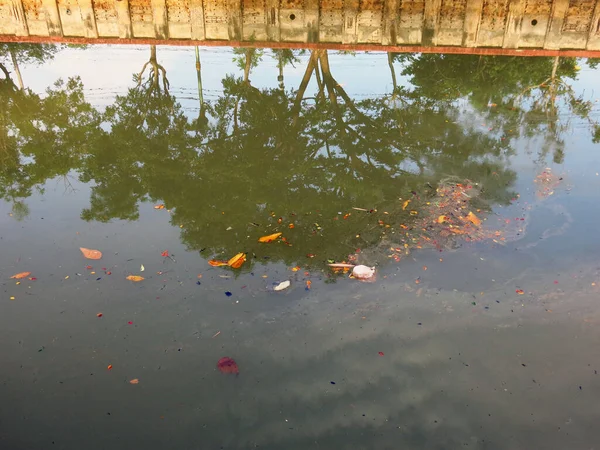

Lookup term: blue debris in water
[330,381,336,385]
[196,281,201,285]
[225,291,232,297]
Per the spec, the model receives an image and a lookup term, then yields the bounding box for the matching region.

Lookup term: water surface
[1,44,600,449]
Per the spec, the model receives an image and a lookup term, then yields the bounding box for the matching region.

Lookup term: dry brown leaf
[126,275,145,282]
[80,247,102,260]
[466,211,481,226]
[258,232,282,243]
[208,260,229,267]
[228,252,246,269]
[129,378,139,384]
[11,272,31,279]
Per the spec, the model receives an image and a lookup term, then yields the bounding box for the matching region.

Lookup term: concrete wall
[0,0,599,51]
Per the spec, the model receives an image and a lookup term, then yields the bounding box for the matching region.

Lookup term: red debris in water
[128,321,133,325]
[161,250,169,257]
[378,351,384,356]
[217,357,239,375]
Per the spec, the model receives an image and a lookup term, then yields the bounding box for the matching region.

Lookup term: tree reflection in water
[0,44,598,269]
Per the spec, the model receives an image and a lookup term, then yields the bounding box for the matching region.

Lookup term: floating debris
[10,272,31,279]
[80,247,102,260]
[351,265,375,281]
[273,280,291,291]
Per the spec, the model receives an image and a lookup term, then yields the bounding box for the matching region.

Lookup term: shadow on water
[1,44,600,450]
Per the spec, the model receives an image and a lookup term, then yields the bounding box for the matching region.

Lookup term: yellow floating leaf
[80,247,102,260]
[258,232,282,243]
[129,378,139,384]
[228,252,246,269]
[466,211,481,226]
[437,215,447,224]
[402,199,410,210]
[208,260,229,267]
[154,204,165,210]
[11,271,31,279]
[126,275,145,282]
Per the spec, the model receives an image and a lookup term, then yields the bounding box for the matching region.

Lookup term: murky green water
[1,44,600,449]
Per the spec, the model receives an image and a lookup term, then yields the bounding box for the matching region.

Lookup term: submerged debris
[217,357,239,375]
[534,168,564,198]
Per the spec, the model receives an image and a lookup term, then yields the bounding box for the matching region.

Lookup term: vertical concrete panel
[40,0,63,35]
[242,0,267,40]
[544,0,569,49]
[422,0,441,44]
[93,0,119,37]
[150,0,169,38]
[587,0,600,49]
[501,0,523,48]
[479,0,509,46]
[115,0,134,38]
[320,0,343,42]
[437,0,466,44]
[0,0,16,35]
[304,0,318,41]
[57,0,99,37]
[9,0,30,35]
[397,0,425,44]
[357,0,384,44]
[519,0,552,47]
[382,0,399,45]
[227,0,242,40]
[190,0,206,39]
[279,0,306,42]
[203,0,228,39]
[343,0,358,44]
[166,0,191,38]
[129,0,155,37]
[80,0,99,37]
[463,0,483,46]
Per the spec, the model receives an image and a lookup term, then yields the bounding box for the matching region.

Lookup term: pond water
[1,45,600,449]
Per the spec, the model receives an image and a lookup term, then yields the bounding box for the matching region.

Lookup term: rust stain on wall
[93,0,118,22]
[398,0,424,28]
[563,0,596,32]
[166,0,191,23]
[523,0,552,16]
[129,0,154,23]
[480,0,509,31]
[439,0,467,29]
